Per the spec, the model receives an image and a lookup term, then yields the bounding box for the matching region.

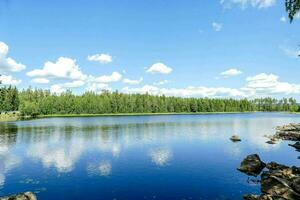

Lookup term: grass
[0,112,20,122]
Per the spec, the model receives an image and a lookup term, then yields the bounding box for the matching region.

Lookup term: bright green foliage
[14,88,299,116]
[0,86,19,112]
[1,87,299,116]
[286,0,300,22]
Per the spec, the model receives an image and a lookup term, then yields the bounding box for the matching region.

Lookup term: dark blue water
[0,113,299,200]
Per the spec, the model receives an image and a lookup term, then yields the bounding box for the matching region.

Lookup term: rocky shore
[273,123,300,141]
[0,192,36,200]
[239,123,300,200]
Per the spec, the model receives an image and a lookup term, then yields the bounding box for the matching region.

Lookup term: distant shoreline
[35,111,271,118]
[37,111,300,118]
[2,111,299,122]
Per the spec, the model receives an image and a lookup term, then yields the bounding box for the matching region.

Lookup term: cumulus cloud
[220,68,242,78]
[146,63,173,74]
[50,80,85,94]
[53,71,122,93]
[31,78,50,84]
[123,85,245,98]
[122,73,300,98]
[88,53,112,64]
[0,75,21,85]
[93,72,122,83]
[212,22,223,32]
[220,0,276,9]
[245,73,300,95]
[123,77,143,85]
[0,41,26,74]
[27,57,87,81]
[85,83,111,93]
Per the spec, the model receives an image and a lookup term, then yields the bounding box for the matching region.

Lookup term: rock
[261,170,300,200]
[266,162,289,171]
[266,140,276,144]
[289,142,300,151]
[275,124,300,141]
[0,192,37,200]
[238,154,266,176]
[243,194,288,200]
[291,177,300,194]
[243,194,259,200]
[230,135,241,142]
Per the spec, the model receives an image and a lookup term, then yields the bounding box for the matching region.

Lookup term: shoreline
[37,111,258,118]
[1,111,299,122]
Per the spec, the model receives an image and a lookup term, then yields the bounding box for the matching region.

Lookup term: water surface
[0,113,299,200]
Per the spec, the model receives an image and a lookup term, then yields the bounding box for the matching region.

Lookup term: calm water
[0,113,299,200]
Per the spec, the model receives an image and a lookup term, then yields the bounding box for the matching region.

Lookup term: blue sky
[0,0,300,99]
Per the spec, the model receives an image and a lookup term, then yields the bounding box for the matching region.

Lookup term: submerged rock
[230,135,241,142]
[238,154,266,176]
[241,160,300,200]
[0,192,37,200]
[261,169,300,199]
[266,140,276,144]
[243,194,287,200]
[288,142,300,151]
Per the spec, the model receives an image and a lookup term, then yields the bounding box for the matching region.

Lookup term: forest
[0,86,299,117]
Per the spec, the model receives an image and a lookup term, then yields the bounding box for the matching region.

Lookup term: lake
[0,113,299,200]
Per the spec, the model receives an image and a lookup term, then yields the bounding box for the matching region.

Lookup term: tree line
[0,87,298,117]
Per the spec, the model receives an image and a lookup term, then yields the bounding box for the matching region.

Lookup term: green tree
[286,0,300,22]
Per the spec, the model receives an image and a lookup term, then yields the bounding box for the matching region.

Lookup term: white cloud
[50,80,85,94]
[212,22,223,32]
[123,77,143,85]
[245,73,300,95]
[280,16,287,22]
[220,68,242,77]
[122,73,300,98]
[85,83,111,93]
[146,63,173,74]
[122,85,245,98]
[0,41,26,74]
[153,80,169,86]
[31,78,50,84]
[50,85,66,94]
[280,46,300,58]
[27,57,87,81]
[93,72,122,83]
[0,75,21,85]
[220,0,276,9]
[88,54,112,64]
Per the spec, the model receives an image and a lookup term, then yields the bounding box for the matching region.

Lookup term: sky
[0,0,300,99]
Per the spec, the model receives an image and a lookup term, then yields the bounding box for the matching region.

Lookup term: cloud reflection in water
[149,148,172,167]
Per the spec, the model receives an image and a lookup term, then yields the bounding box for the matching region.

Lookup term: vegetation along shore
[0,86,299,121]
